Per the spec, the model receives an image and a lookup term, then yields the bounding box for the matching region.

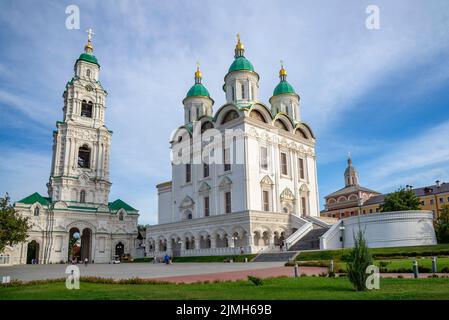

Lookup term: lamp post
[231,236,239,256]
[339,224,346,254]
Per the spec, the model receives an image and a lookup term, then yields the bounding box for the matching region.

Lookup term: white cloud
[1,0,449,224]
[362,119,449,191]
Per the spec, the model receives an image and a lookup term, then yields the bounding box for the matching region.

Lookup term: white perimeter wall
[320,210,437,250]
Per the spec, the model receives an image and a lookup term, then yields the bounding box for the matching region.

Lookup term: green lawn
[296,244,449,262]
[295,257,449,273]
[1,277,449,300]
[377,257,449,272]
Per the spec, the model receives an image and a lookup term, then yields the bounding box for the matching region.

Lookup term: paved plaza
[1,263,443,284]
[0,262,286,282]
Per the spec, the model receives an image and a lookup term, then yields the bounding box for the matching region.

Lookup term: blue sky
[1,0,449,225]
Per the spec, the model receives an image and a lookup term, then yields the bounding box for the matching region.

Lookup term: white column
[227,235,234,248]
[210,236,217,249]
[63,138,70,173]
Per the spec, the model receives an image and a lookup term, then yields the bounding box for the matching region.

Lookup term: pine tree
[435,204,449,243]
[0,193,31,252]
[347,229,373,291]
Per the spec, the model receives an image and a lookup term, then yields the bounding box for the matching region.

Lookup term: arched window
[184,210,193,220]
[222,110,239,124]
[249,110,266,122]
[296,129,308,139]
[81,100,93,118]
[78,145,91,168]
[119,211,124,221]
[34,207,40,216]
[274,119,288,131]
[201,121,213,134]
[86,69,91,77]
[241,83,245,99]
[80,190,86,203]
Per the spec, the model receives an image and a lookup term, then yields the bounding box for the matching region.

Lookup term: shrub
[247,275,263,286]
[397,275,404,279]
[319,272,328,277]
[441,266,449,273]
[418,266,431,273]
[130,257,154,263]
[347,229,373,291]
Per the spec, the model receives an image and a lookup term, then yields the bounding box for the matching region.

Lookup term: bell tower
[47,29,112,206]
[344,153,360,187]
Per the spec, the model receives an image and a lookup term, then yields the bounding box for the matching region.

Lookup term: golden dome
[279,60,287,76]
[280,67,287,76]
[84,39,93,53]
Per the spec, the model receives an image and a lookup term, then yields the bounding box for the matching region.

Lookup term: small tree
[347,229,373,291]
[435,204,449,243]
[380,187,420,212]
[0,193,31,253]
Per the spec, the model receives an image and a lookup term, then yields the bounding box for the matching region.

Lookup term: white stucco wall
[320,210,437,250]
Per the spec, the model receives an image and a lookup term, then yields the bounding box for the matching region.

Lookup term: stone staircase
[251,250,299,262]
[287,227,328,251]
[252,217,332,262]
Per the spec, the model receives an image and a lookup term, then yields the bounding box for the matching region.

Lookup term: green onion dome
[273,80,295,96]
[273,64,296,96]
[186,83,210,98]
[228,34,255,73]
[77,53,100,66]
[228,56,254,73]
[186,64,210,98]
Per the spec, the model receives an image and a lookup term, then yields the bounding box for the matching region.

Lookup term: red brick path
[148,266,448,284]
[149,266,328,284]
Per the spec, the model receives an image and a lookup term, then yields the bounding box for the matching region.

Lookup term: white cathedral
[4,33,140,265]
[1,33,436,265]
[146,35,326,257]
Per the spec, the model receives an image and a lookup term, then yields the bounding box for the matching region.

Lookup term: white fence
[0,254,10,265]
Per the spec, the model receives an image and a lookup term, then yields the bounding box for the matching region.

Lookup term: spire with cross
[86,28,95,41]
[235,32,245,57]
[84,27,95,54]
[194,61,202,83]
[279,59,287,81]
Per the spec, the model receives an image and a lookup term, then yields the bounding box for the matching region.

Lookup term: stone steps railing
[285,221,313,250]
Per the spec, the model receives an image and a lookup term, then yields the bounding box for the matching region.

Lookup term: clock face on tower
[85,85,93,92]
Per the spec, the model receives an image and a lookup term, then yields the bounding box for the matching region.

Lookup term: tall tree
[0,193,31,253]
[347,229,373,291]
[435,204,449,243]
[380,187,420,212]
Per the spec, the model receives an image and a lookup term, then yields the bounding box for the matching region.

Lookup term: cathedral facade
[5,34,139,265]
[146,36,322,257]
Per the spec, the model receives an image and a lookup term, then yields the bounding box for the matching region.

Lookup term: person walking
[84,257,88,266]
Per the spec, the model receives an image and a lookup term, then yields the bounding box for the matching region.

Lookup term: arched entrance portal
[26,240,39,264]
[81,229,92,262]
[115,242,124,259]
[68,227,92,262]
[68,228,81,262]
